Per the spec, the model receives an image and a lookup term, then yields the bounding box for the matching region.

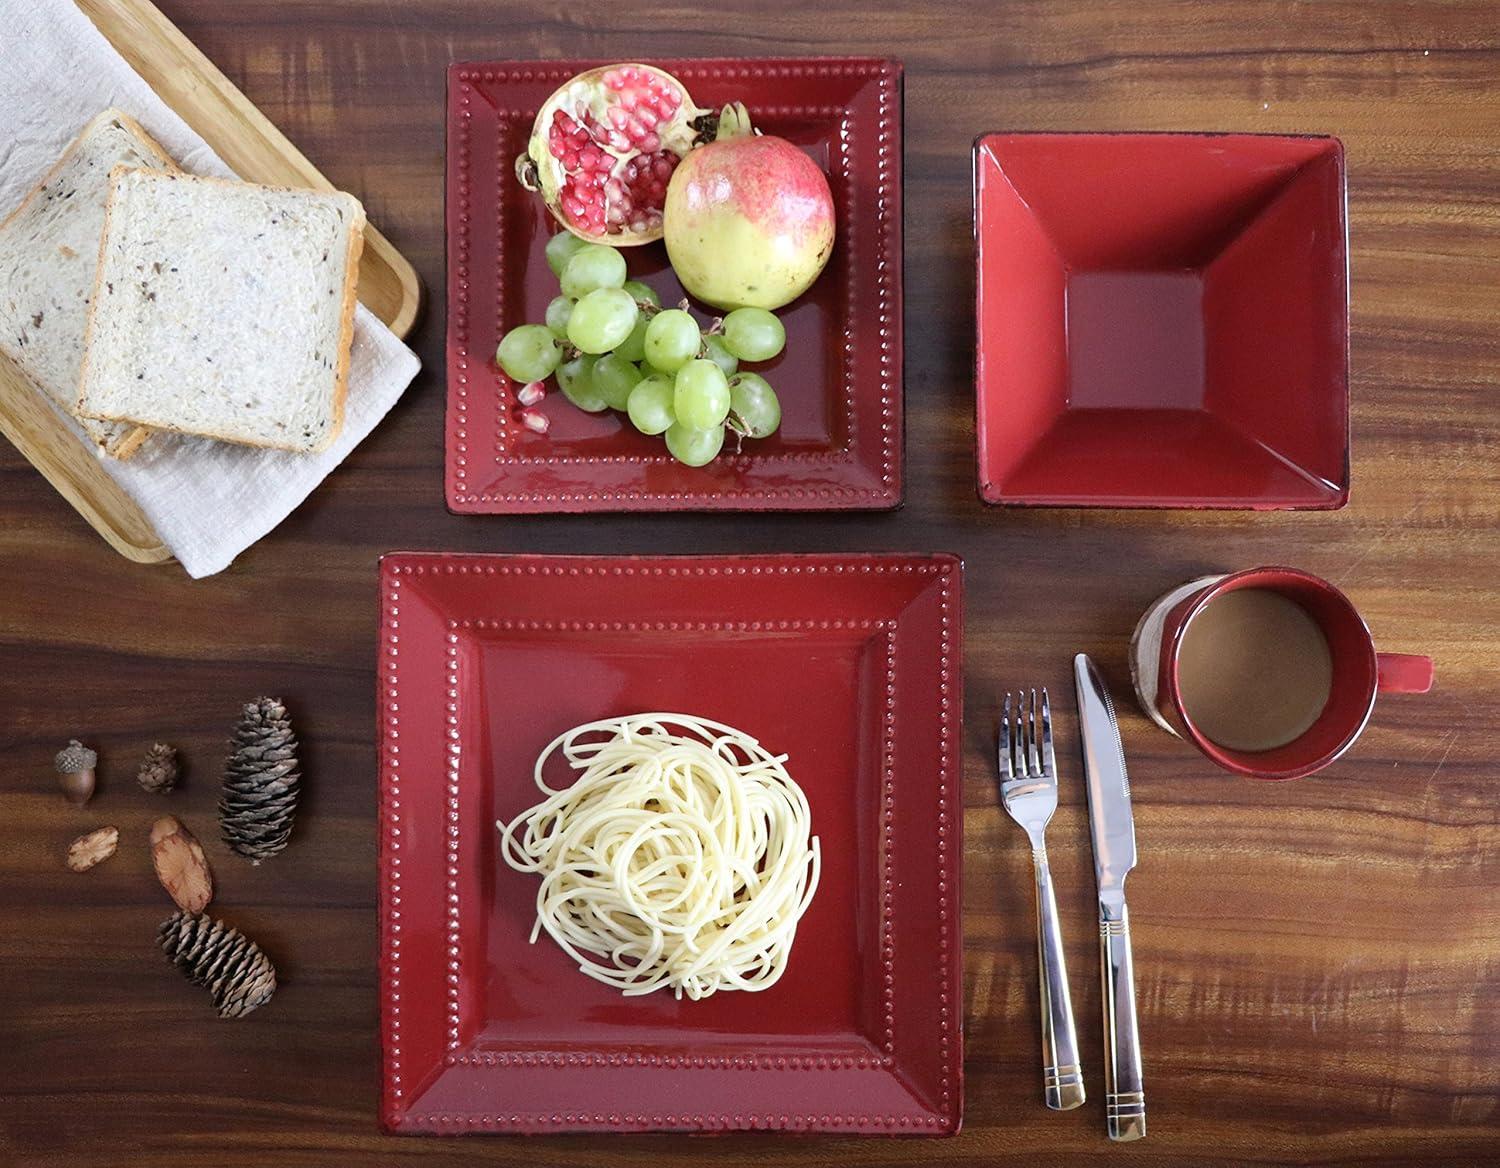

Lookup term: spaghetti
[497,713,820,1000]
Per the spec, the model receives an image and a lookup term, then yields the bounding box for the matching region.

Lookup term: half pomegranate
[516,64,722,246]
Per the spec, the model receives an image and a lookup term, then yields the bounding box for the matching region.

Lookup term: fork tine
[1027,689,1043,775]
[1000,692,1014,780]
[1040,687,1056,777]
[1014,691,1030,777]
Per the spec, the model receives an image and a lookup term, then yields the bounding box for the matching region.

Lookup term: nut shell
[57,769,96,804]
[149,816,214,913]
[66,826,119,872]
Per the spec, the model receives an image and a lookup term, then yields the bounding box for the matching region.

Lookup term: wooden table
[3,2,1497,1164]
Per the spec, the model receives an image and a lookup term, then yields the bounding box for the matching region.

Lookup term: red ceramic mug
[1129,567,1433,780]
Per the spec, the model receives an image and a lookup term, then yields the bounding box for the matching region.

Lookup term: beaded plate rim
[444,57,904,513]
[377,551,962,1135]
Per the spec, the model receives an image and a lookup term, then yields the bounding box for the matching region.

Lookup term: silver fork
[999,689,1086,1110]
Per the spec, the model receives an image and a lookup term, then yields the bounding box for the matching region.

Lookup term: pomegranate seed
[517,381,546,406]
[536,67,696,241]
[519,408,550,434]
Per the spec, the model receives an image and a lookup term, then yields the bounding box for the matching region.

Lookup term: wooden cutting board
[0,0,422,564]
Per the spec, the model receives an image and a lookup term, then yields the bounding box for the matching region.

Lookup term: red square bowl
[974,132,1349,509]
[377,552,962,1135]
[446,60,903,512]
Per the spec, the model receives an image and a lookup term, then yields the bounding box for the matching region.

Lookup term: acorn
[54,739,98,804]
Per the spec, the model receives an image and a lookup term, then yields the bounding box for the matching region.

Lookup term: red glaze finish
[1152,567,1433,780]
[378,552,963,1135]
[1376,652,1436,694]
[973,132,1349,509]
[446,60,903,513]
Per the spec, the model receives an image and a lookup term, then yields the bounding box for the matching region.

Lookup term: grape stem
[725,410,751,444]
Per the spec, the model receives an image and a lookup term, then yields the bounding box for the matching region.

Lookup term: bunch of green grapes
[495,234,785,466]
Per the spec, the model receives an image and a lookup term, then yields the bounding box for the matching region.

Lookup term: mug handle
[1377,653,1434,694]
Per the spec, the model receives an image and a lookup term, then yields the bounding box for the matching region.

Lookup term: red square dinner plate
[445,59,903,512]
[974,132,1349,509]
[378,552,962,1135]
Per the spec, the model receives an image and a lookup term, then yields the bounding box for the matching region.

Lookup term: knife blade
[1074,653,1146,1142]
[1075,653,1137,896]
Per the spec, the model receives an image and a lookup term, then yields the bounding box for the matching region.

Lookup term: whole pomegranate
[663,106,835,311]
[516,64,719,246]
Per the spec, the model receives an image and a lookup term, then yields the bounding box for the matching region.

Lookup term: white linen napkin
[0,0,421,577]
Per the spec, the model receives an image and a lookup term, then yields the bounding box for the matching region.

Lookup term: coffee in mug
[1130,567,1433,780]
[1174,587,1334,752]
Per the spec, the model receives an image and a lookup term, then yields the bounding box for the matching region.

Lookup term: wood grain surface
[2,2,1496,1165]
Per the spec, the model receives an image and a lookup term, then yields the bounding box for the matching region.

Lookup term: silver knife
[1074,654,1146,1142]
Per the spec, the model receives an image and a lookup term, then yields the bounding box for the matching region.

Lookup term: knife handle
[1099,900,1145,1141]
[1032,849,1085,1110]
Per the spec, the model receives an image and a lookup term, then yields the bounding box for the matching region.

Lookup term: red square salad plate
[378,552,962,1135]
[445,59,903,512]
[974,131,1349,509]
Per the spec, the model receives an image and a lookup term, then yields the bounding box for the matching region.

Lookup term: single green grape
[567,287,638,354]
[728,371,782,438]
[560,244,627,297]
[721,307,786,362]
[703,334,739,378]
[644,309,701,373]
[622,279,661,307]
[665,422,725,467]
[673,359,731,430]
[593,353,644,411]
[545,231,589,278]
[613,312,650,363]
[556,353,608,412]
[495,323,562,383]
[626,374,676,435]
[544,295,575,339]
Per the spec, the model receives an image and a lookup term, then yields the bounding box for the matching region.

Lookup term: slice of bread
[76,170,365,454]
[0,109,175,459]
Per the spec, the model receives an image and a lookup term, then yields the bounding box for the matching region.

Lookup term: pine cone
[137,742,180,794]
[158,910,277,1018]
[220,697,301,863]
